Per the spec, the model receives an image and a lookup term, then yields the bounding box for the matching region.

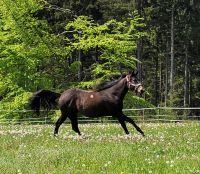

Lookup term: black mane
[95,75,126,92]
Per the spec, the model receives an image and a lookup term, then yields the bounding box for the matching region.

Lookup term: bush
[0,91,32,122]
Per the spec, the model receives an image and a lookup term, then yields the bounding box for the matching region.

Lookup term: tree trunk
[184,45,189,107]
[137,39,143,80]
[170,3,175,90]
[155,56,159,106]
[188,69,191,106]
[77,49,81,81]
[164,40,170,106]
[159,60,162,103]
[136,0,143,80]
[165,55,168,107]
[78,32,82,81]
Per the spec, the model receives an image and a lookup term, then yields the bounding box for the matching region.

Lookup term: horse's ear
[128,70,132,75]
[121,73,126,78]
[131,70,138,76]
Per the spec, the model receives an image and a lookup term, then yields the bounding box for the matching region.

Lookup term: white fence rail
[0,107,200,124]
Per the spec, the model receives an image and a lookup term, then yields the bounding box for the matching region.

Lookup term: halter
[126,75,142,91]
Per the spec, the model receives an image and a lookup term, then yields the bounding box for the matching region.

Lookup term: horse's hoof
[140,132,145,137]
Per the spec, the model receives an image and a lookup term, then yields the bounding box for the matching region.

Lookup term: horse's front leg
[116,114,129,134]
[122,114,145,136]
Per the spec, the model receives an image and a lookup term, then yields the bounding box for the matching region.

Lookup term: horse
[30,71,145,136]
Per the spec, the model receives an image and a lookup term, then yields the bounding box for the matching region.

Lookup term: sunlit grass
[0,122,199,174]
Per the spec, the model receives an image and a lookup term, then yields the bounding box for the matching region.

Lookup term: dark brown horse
[30,71,145,136]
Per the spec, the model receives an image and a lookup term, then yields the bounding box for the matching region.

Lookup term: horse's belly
[79,106,109,117]
[77,94,115,117]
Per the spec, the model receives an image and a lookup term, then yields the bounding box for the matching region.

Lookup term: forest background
[0,0,200,120]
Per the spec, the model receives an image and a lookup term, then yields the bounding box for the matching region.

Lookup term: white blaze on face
[138,86,143,93]
[90,94,94,99]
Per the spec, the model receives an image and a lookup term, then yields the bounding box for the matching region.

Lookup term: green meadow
[0,122,199,174]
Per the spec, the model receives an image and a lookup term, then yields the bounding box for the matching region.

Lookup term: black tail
[30,89,61,116]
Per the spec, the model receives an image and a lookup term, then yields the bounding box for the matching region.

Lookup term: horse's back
[58,88,92,107]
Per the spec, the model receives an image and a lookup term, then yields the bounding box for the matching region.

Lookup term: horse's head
[126,71,145,96]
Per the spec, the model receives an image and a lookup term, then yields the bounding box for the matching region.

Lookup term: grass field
[0,122,199,174]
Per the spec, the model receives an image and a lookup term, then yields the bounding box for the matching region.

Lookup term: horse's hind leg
[69,114,81,135]
[122,114,145,136]
[54,112,67,136]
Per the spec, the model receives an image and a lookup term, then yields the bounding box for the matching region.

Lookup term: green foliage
[124,92,154,109]
[65,15,146,80]
[0,0,66,121]
[3,0,200,121]
[0,0,67,93]
[0,1,150,121]
[0,91,32,121]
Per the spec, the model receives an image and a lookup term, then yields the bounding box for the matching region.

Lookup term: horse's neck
[106,78,128,99]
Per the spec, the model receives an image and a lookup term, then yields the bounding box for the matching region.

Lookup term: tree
[0,0,68,119]
[0,0,68,93]
[64,15,146,83]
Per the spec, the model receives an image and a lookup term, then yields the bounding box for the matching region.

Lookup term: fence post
[157,107,160,121]
[142,109,145,123]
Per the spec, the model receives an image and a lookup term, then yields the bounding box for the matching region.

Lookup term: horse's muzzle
[139,89,145,96]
